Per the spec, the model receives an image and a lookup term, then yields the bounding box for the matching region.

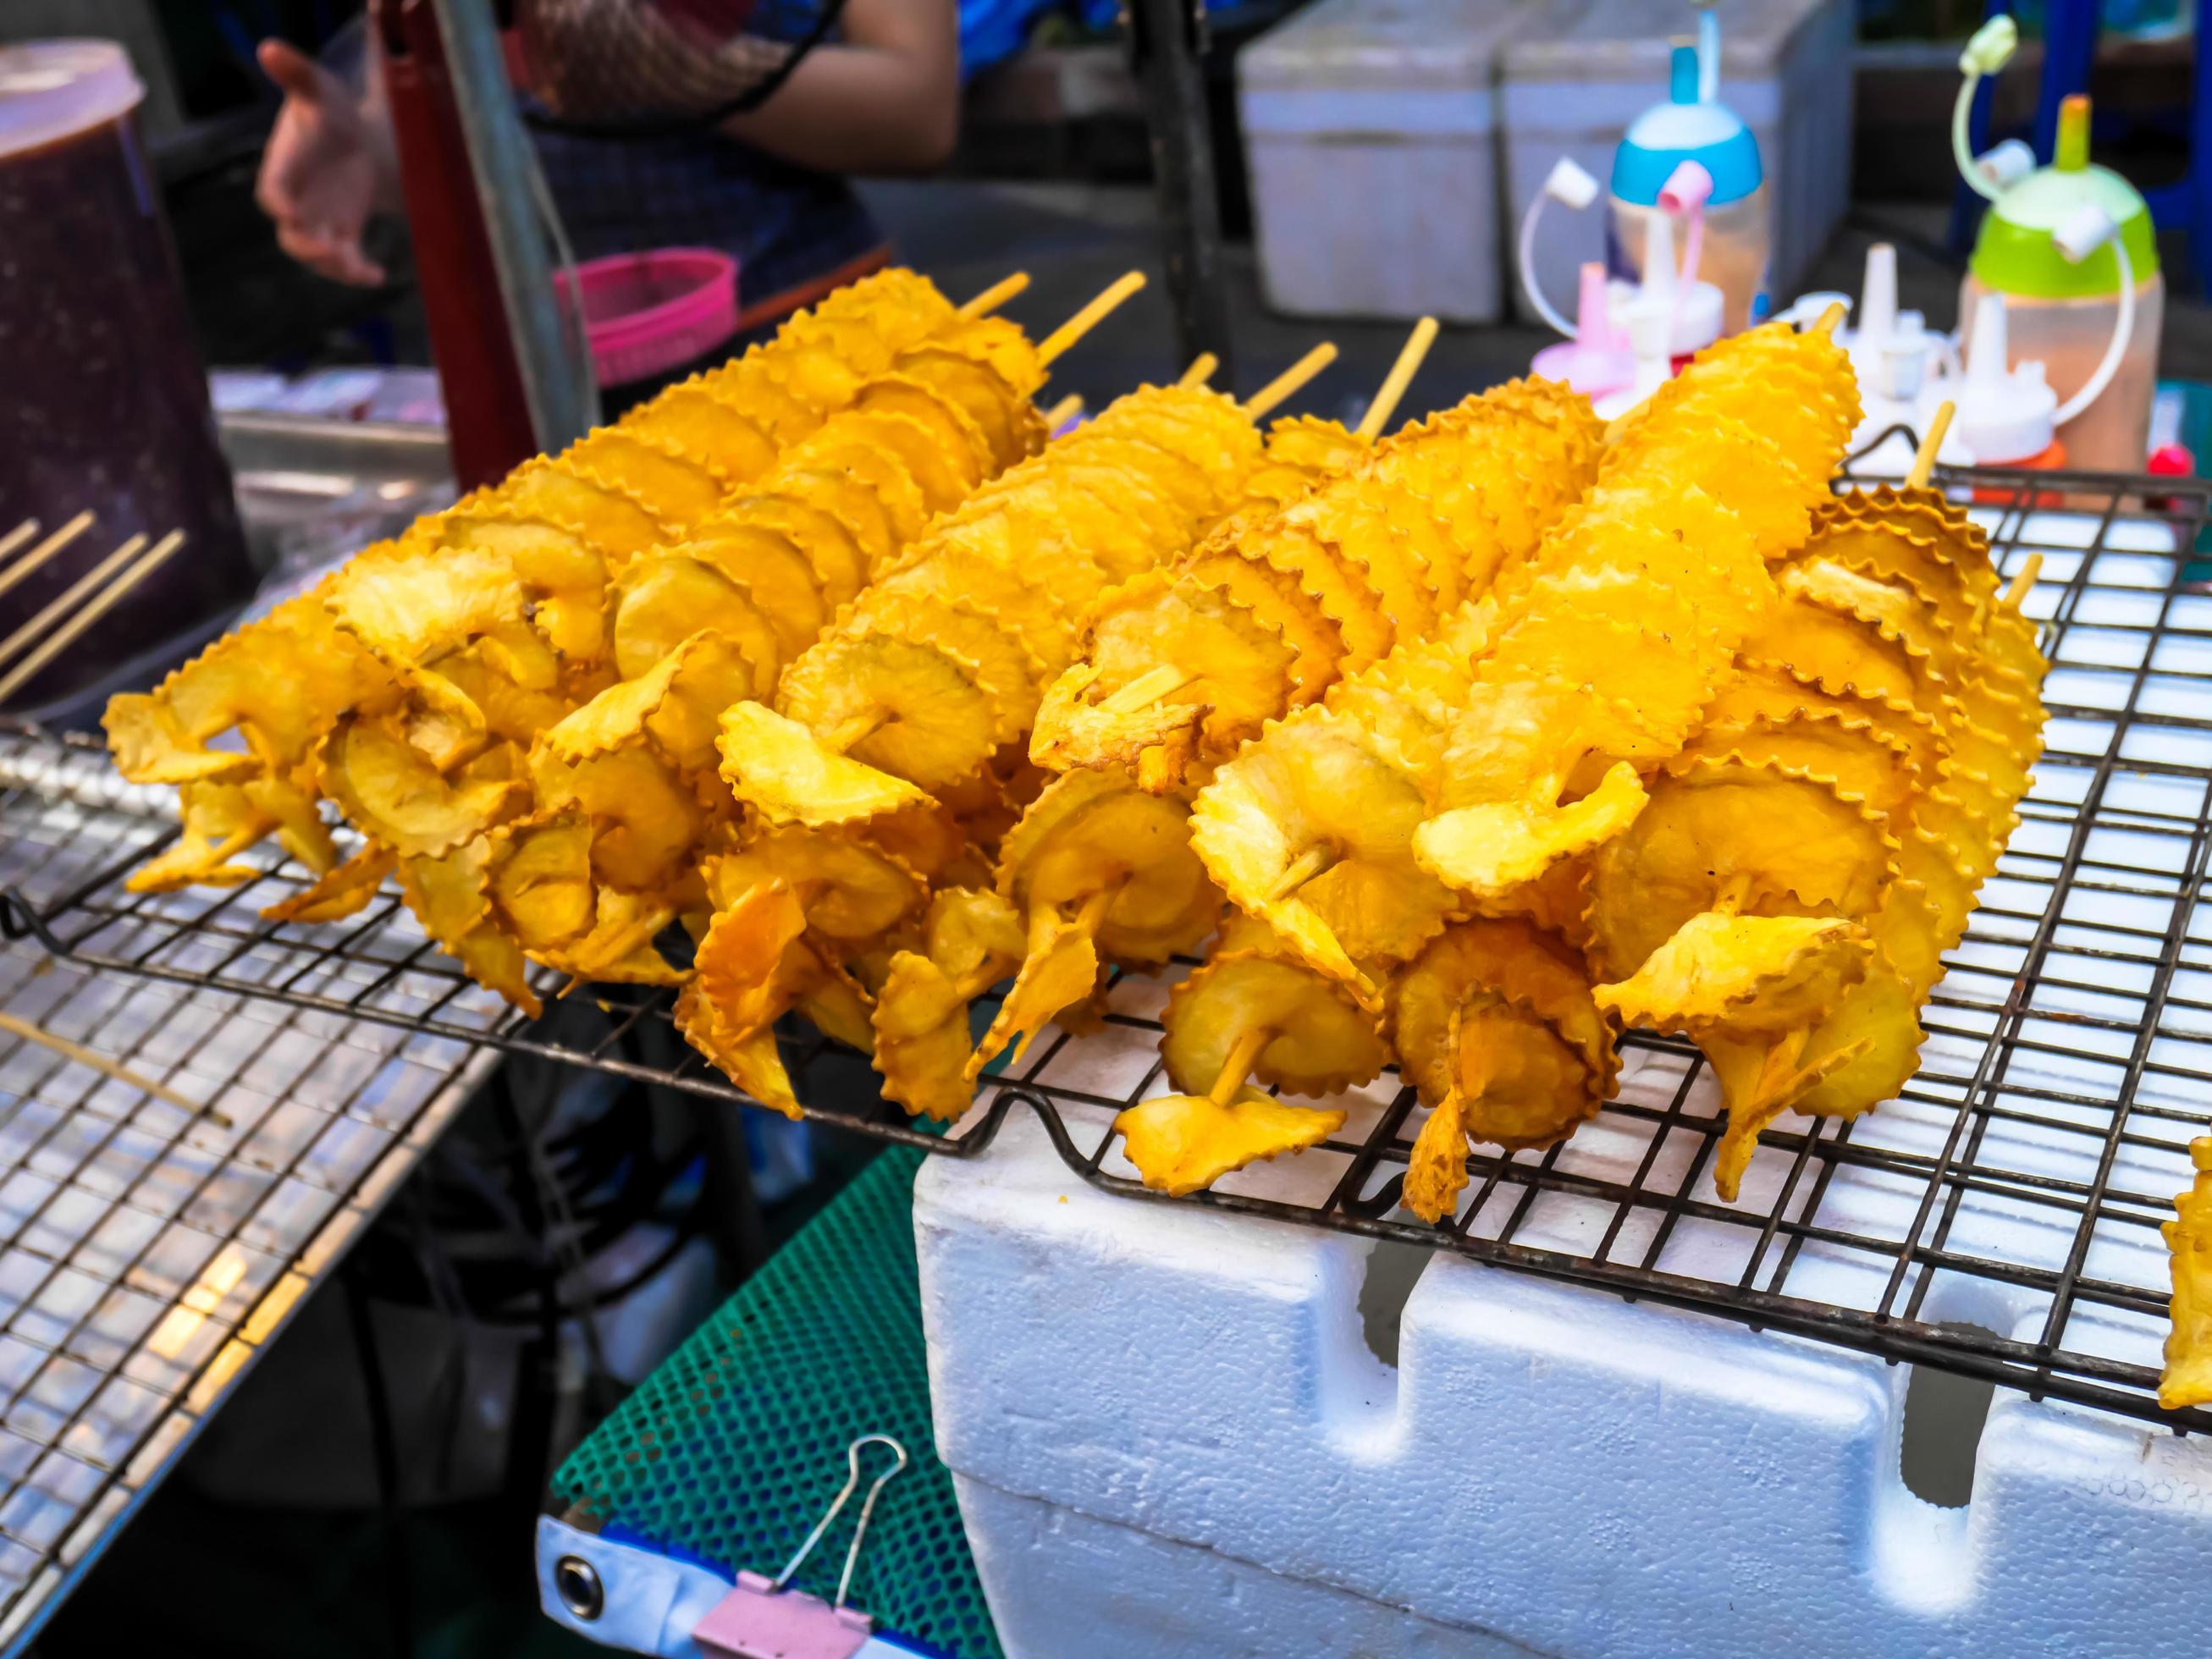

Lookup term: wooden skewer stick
[1244,341,1339,421]
[1178,353,1220,389]
[1355,316,1441,441]
[1810,300,1846,336]
[959,271,1030,318]
[1074,880,1120,940]
[0,531,150,673]
[1038,271,1148,366]
[1266,841,1338,903]
[1043,393,1084,429]
[826,707,891,755]
[0,510,96,608]
[1905,402,1956,493]
[1207,1024,1273,1109]
[1100,662,1193,714]
[2003,553,2044,613]
[0,532,184,705]
[0,1011,232,1128]
[0,521,38,566]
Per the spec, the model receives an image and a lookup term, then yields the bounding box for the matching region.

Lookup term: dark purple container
[0,41,257,714]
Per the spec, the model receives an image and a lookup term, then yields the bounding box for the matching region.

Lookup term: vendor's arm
[719,0,960,174]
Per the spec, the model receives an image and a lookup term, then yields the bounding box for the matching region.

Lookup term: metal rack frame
[0,738,498,1650]
[5,458,2211,1439]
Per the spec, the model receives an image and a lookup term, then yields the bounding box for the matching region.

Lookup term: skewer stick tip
[1906,402,1955,492]
[1178,353,1220,389]
[1244,341,1338,421]
[1810,300,1847,337]
[1037,270,1148,366]
[1355,315,1441,440]
[958,271,1030,317]
[2003,553,2044,613]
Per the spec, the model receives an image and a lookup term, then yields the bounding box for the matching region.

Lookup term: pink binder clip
[694,1435,911,1659]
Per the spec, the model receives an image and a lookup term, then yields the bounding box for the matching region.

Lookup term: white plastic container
[1238,0,1531,322]
[1502,0,1852,330]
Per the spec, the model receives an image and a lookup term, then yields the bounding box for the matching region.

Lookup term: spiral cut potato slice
[2162,1137,2212,1410]
[1586,434,2046,1197]
[970,769,1221,1076]
[1112,915,1384,1193]
[719,377,1270,850]
[108,266,1008,894]
[1393,918,1617,1221]
[1040,368,1599,796]
[872,888,1026,1122]
[262,841,398,925]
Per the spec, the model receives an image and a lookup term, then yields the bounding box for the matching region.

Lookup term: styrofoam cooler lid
[1239,0,1535,92]
[0,40,143,157]
[1502,0,1835,80]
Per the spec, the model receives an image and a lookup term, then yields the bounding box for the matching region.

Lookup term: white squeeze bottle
[1606,8,1770,333]
[1953,17,2162,472]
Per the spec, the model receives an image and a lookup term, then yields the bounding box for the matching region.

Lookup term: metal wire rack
[0,728,495,1650]
[4,459,2211,1442]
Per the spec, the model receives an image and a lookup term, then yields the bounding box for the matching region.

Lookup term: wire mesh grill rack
[0,732,494,1650]
[4,459,2211,1442]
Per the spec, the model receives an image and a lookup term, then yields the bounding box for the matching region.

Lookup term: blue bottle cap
[1611,44,1762,207]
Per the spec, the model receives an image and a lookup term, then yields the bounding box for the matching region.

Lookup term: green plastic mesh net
[550,1145,1003,1657]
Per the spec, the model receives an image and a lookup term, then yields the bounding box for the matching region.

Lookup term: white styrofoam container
[1238,0,1533,323]
[916,515,2212,1658]
[917,1107,2212,1659]
[1501,0,1854,327]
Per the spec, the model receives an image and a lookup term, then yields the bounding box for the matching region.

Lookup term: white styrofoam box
[1501,0,1854,326]
[1238,0,1534,323]
[916,1110,2212,1659]
[914,507,2212,1657]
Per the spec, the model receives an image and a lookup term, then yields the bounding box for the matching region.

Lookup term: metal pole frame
[1128,0,1234,379]
[428,0,597,454]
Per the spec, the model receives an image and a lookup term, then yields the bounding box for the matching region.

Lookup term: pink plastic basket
[552,247,740,388]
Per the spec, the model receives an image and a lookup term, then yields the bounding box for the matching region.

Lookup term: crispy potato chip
[124,781,271,894]
[1113,1088,1344,1196]
[537,885,685,985]
[2161,1137,2212,1409]
[1595,912,1872,1033]
[719,702,934,825]
[1190,711,1455,985]
[262,841,397,924]
[1404,1091,1473,1224]
[484,813,595,951]
[1161,930,1386,1100]
[322,717,524,859]
[562,428,729,530]
[397,840,541,1017]
[711,824,926,944]
[777,634,1002,792]
[530,741,703,892]
[969,902,1102,1075]
[676,986,801,1118]
[873,887,1025,1122]
[997,770,1219,963]
[1415,762,1648,901]
[103,696,258,785]
[693,877,809,1039]
[1587,759,1897,983]
[624,383,779,482]
[612,552,781,695]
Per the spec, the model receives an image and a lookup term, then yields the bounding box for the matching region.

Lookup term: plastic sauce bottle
[1607,19,1770,333]
[1954,21,2163,473]
[1955,291,2071,508]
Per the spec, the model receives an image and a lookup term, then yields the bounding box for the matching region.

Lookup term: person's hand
[254,39,391,287]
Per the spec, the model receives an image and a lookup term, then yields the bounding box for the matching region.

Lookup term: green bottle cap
[1970,94,2158,300]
